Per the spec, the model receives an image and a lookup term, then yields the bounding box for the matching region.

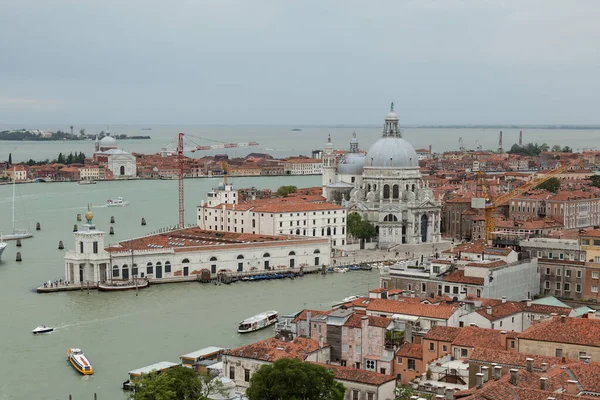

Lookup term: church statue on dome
[321,102,442,248]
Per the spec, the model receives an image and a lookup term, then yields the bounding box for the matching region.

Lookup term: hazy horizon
[2,1,599,126]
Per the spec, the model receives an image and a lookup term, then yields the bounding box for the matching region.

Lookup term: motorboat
[342,295,360,302]
[98,279,149,292]
[333,267,347,273]
[78,180,97,185]
[238,311,278,333]
[32,325,54,334]
[106,197,129,207]
[0,240,6,262]
[68,348,93,375]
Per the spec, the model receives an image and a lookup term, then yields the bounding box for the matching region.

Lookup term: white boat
[0,240,6,262]
[342,295,360,302]
[1,169,33,241]
[106,197,129,207]
[333,267,347,273]
[68,348,93,375]
[238,310,278,333]
[32,325,54,334]
[78,180,97,185]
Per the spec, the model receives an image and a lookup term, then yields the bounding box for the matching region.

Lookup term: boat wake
[56,313,137,330]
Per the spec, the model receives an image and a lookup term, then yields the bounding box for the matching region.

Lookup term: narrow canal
[0,176,379,399]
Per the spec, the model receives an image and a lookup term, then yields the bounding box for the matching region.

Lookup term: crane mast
[178,132,185,229]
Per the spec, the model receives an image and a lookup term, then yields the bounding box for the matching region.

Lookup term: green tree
[395,386,419,400]
[246,358,345,400]
[346,212,377,241]
[130,366,225,400]
[8,153,11,165]
[551,145,562,152]
[57,152,65,164]
[276,185,297,197]
[66,152,74,164]
[535,177,561,193]
[589,175,600,188]
[562,146,572,153]
[79,128,86,136]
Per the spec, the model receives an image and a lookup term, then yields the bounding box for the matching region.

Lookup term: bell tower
[322,135,336,197]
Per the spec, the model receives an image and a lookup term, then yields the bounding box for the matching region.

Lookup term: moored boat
[78,180,97,185]
[98,279,149,292]
[333,267,347,273]
[68,348,93,375]
[238,311,278,333]
[0,240,6,261]
[32,325,54,334]
[123,361,178,391]
[106,197,129,207]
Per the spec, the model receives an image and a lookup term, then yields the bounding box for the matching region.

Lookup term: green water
[0,176,379,399]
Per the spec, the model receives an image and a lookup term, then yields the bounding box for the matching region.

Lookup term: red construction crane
[165,133,259,229]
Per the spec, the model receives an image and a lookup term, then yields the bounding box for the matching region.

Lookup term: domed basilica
[322,104,441,248]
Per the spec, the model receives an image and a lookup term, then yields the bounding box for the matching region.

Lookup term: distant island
[291,128,302,131]
[0,129,151,141]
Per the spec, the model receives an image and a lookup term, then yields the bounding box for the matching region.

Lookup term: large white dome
[365,137,418,168]
[99,135,117,147]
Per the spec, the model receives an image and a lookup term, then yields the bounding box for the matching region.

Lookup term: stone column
[415,213,422,244]
[427,212,433,243]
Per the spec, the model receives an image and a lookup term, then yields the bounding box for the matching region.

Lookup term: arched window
[383,184,390,199]
[327,227,332,236]
[121,264,129,279]
[367,184,371,192]
[210,257,217,262]
[146,262,153,275]
[182,258,190,263]
[132,264,138,276]
[393,184,399,199]
[237,255,244,272]
[412,184,416,192]
[263,253,270,258]
[383,214,398,222]
[289,251,296,256]
[119,165,125,175]
[295,229,300,235]
[406,184,409,191]
[314,249,320,254]
[373,184,377,191]
[237,255,244,259]
[165,261,171,273]
[112,265,119,278]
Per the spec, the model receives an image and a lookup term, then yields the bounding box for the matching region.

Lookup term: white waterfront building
[64,211,331,284]
[197,182,348,248]
[93,134,137,179]
[323,104,442,248]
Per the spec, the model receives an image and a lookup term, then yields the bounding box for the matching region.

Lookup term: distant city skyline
[1,1,599,125]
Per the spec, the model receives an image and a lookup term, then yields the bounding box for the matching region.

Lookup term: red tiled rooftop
[424,326,461,342]
[229,337,324,362]
[366,298,458,320]
[316,363,396,386]
[396,343,423,359]
[519,317,600,347]
[442,270,484,285]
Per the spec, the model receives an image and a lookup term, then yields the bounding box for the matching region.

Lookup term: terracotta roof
[291,309,331,324]
[315,363,396,386]
[204,196,345,213]
[519,317,600,347]
[452,326,506,351]
[465,260,507,268]
[424,326,462,342]
[228,337,325,362]
[396,343,423,359]
[469,348,566,370]
[342,313,391,329]
[569,363,600,393]
[442,270,484,285]
[476,301,571,321]
[366,298,458,320]
[581,229,600,238]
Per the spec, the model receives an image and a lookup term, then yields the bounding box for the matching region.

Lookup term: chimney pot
[509,369,518,385]
[540,377,548,390]
[493,365,502,380]
[566,380,578,395]
[502,296,507,303]
[541,362,548,372]
[481,366,489,382]
[560,314,567,323]
[486,306,492,315]
[587,310,596,319]
[526,358,534,372]
[526,298,532,307]
[476,372,484,388]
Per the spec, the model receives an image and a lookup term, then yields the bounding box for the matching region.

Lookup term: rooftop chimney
[541,362,548,372]
[481,366,489,382]
[560,314,567,323]
[540,377,548,390]
[445,388,455,400]
[486,306,492,315]
[566,380,578,395]
[509,369,518,385]
[500,331,507,349]
[502,296,507,303]
[476,372,484,388]
[526,358,534,372]
[493,365,502,380]
[581,356,591,365]
[526,298,532,307]
[470,323,478,327]
[587,310,596,319]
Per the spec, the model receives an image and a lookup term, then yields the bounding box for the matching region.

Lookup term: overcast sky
[1,0,599,125]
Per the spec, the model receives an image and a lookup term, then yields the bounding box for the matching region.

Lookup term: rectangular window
[555,282,561,290]
[368,393,374,400]
[565,269,571,277]
[342,327,347,336]
[343,344,348,352]
[356,345,361,354]
[556,348,563,357]
[559,253,564,260]
[545,281,550,289]
[352,390,359,400]
[407,359,416,370]
[581,254,586,262]
[429,342,434,351]
[461,348,468,358]
[564,283,571,292]
[577,270,583,278]
[147,266,153,274]
[79,242,84,254]
[229,366,235,379]
[582,239,590,245]
[244,369,250,382]
[510,340,515,349]
[594,272,600,279]
[356,330,361,338]
[556,268,561,276]
[592,285,599,293]
[546,268,551,275]
[579,351,587,359]
[397,357,402,364]
[442,345,448,352]
[548,253,553,259]
[93,241,98,254]
[576,284,582,293]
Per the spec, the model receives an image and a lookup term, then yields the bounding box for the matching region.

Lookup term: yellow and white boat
[68,348,93,375]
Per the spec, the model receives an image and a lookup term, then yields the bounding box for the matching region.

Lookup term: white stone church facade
[322,104,442,248]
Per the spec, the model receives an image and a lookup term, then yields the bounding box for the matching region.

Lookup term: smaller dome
[386,111,399,120]
[338,152,365,175]
[217,182,225,190]
[85,211,93,222]
[99,135,117,147]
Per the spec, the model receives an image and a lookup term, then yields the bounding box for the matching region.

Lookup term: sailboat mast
[12,167,16,230]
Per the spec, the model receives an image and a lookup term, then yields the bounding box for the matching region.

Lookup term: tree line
[22,152,87,166]
[508,143,572,156]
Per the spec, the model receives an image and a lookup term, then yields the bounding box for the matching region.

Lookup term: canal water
[0,176,379,399]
